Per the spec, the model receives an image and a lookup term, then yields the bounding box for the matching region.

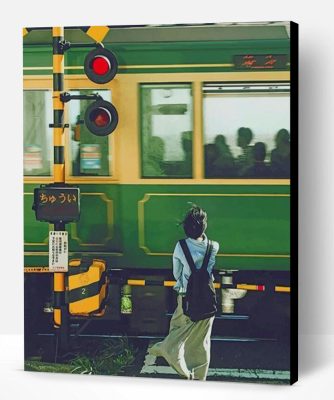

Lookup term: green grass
[25,337,137,375]
[25,361,73,373]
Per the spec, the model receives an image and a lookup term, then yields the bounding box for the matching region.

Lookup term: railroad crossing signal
[83,47,119,135]
[52,42,119,136]
[32,27,119,348]
[84,47,118,84]
[59,46,118,136]
[84,99,118,137]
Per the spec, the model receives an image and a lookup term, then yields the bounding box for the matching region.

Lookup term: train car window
[24,90,53,176]
[68,90,112,177]
[203,83,290,179]
[141,84,193,178]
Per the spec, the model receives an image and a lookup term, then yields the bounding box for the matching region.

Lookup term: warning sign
[33,186,80,223]
[49,231,68,272]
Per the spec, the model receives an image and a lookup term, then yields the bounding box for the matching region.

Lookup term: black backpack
[179,239,218,322]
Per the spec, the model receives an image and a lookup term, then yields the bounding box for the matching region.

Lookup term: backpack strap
[179,239,196,274]
[179,239,213,273]
[201,240,213,271]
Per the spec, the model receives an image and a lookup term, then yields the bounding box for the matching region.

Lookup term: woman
[148,205,219,380]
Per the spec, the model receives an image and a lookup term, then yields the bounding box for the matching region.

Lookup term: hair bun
[182,205,208,239]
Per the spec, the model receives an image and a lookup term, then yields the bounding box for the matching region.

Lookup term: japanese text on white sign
[49,231,68,272]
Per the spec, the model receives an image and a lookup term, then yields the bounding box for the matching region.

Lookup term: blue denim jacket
[172,233,219,295]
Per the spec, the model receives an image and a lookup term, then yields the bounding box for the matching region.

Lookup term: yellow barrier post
[51,26,68,351]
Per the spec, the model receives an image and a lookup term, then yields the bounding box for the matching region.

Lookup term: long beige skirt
[148,294,215,380]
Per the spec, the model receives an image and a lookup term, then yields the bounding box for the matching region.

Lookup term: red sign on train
[234,54,288,69]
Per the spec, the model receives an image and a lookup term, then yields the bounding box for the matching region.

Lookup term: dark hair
[276,129,290,144]
[253,141,266,162]
[238,127,253,144]
[182,205,208,239]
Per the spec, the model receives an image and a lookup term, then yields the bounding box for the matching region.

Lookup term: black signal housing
[84,99,118,136]
[84,47,118,84]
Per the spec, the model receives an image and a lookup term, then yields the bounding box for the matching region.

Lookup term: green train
[24,23,291,341]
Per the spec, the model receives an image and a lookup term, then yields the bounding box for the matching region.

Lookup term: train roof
[23,22,290,45]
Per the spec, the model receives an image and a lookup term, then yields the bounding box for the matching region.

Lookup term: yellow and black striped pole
[52,27,67,337]
[53,27,65,185]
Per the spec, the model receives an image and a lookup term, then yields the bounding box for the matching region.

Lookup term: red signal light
[84,100,118,136]
[84,48,118,84]
[90,107,111,127]
[91,56,111,76]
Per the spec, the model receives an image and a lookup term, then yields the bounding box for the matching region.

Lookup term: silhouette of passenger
[236,127,254,176]
[212,134,235,177]
[243,142,271,178]
[182,131,192,162]
[143,136,165,177]
[177,131,192,176]
[271,129,290,178]
[204,143,219,178]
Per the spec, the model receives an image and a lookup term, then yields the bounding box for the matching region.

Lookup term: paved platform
[139,340,290,383]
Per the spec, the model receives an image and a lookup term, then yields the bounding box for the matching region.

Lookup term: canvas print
[23,22,298,384]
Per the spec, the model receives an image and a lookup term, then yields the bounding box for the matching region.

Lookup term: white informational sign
[49,231,68,272]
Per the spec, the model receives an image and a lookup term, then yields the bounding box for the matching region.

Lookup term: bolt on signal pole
[52,26,68,351]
